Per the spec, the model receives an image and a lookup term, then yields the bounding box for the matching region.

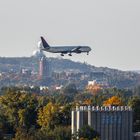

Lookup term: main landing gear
[61,53,64,56]
[60,53,72,56]
[68,53,72,56]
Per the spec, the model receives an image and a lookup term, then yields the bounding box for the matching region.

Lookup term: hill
[0,57,140,88]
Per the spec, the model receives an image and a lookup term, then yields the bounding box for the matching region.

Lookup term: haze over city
[0,0,140,70]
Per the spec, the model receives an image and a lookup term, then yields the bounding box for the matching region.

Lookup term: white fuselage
[42,46,91,54]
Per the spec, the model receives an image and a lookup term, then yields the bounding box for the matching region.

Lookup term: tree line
[0,85,140,140]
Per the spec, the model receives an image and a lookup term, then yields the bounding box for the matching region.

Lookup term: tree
[73,125,100,140]
[133,85,140,96]
[83,99,92,105]
[13,127,37,140]
[103,96,123,106]
[55,94,73,105]
[74,93,93,103]
[0,112,13,135]
[0,90,38,130]
[91,93,106,106]
[37,102,60,129]
[35,126,71,140]
[50,126,71,140]
[128,96,140,132]
[63,83,78,95]
[37,102,72,129]
[59,104,71,126]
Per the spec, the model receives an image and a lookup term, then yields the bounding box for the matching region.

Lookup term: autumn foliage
[37,102,60,129]
[103,96,123,106]
[83,99,92,105]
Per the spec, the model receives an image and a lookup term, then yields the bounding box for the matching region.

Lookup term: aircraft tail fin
[40,36,50,49]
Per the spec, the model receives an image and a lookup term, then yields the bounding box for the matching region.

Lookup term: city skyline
[0,0,140,70]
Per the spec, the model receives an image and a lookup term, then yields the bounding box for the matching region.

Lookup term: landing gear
[68,53,72,56]
[61,53,64,56]
[87,52,89,55]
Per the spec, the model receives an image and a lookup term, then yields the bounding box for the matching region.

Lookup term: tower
[38,56,50,80]
[71,106,133,140]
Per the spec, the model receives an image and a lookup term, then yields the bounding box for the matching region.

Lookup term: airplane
[39,36,91,56]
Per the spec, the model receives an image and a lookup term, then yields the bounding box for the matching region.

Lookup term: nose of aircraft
[88,46,92,52]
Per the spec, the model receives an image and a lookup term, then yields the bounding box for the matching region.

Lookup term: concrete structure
[134,132,140,140]
[71,106,133,140]
[38,56,51,79]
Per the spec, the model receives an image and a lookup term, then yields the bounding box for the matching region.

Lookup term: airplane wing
[71,46,81,52]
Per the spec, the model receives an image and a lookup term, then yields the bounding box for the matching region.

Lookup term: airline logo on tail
[40,37,50,49]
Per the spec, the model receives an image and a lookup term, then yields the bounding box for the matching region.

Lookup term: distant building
[38,56,51,80]
[55,85,63,90]
[71,106,133,140]
[88,80,96,86]
[86,80,102,95]
[39,86,49,91]
[20,68,32,76]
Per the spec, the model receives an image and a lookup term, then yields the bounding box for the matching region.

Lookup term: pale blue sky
[0,0,140,70]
